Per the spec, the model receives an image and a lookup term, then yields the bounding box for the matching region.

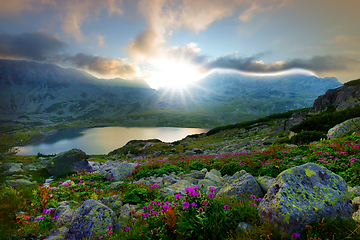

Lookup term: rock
[68,199,116,240]
[204,171,223,187]
[3,179,34,187]
[46,149,89,177]
[1,163,24,176]
[100,195,123,215]
[108,181,125,188]
[237,222,253,230]
[119,203,137,220]
[256,176,276,194]
[353,210,360,223]
[44,227,69,240]
[54,201,80,227]
[352,197,360,211]
[216,171,264,200]
[258,163,355,233]
[166,180,195,196]
[327,117,360,138]
[59,180,75,187]
[108,161,137,181]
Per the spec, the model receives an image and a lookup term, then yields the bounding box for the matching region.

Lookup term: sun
[146,60,205,89]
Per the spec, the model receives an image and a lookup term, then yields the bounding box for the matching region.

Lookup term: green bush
[188,161,206,171]
[290,131,326,144]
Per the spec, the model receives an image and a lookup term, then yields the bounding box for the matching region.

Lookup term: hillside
[0,59,342,128]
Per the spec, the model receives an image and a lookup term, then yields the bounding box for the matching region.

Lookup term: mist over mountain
[0,59,155,124]
[0,59,342,127]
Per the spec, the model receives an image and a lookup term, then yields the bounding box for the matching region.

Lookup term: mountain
[0,59,343,127]
[138,71,342,126]
[0,59,155,124]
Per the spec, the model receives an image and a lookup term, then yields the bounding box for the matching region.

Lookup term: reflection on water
[16,127,208,155]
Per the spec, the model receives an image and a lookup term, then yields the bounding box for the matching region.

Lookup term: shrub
[290,131,326,144]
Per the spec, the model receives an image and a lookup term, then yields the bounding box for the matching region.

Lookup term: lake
[15,127,209,155]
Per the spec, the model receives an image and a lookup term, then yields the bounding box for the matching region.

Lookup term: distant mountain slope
[139,71,342,126]
[0,59,155,124]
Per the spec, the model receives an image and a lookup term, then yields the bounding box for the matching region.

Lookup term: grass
[0,133,359,239]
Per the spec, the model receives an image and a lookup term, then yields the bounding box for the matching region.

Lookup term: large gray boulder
[46,149,89,177]
[258,163,355,233]
[216,170,264,200]
[68,199,116,240]
[327,117,360,138]
[107,161,137,181]
[1,163,24,176]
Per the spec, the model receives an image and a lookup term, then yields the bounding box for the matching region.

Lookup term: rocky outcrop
[46,149,89,177]
[258,163,355,233]
[327,117,360,138]
[310,84,360,114]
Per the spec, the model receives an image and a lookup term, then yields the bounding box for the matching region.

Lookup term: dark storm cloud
[0,31,67,61]
[204,53,358,73]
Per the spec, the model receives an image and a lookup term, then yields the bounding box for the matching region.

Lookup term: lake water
[16,127,209,155]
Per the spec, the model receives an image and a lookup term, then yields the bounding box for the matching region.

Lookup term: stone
[119,203,137,220]
[108,181,125,188]
[108,161,137,181]
[166,180,195,196]
[1,163,24,176]
[258,163,355,233]
[68,199,116,240]
[237,222,253,231]
[100,195,123,215]
[256,176,276,194]
[216,171,264,200]
[54,201,80,227]
[197,179,217,190]
[352,197,360,211]
[204,171,223,187]
[189,170,207,179]
[3,179,34,187]
[44,227,69,240]
[327,117,360,138]
[353,210,360,223]
[46,149,90,177]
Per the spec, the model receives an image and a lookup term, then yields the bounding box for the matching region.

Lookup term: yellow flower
[90,192,98,200]
[51,162,54,165]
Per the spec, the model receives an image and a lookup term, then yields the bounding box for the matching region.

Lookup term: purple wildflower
[183,202,190,209]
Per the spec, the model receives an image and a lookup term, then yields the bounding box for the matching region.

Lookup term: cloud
[96,34,107,48]
[0,0,55,17]
[165,42,208,64]
[0,31,67,61]
[327,35,360,47]
[60,0,124,42]
[204,53,360,74]
[129,0,290,61]
[61,53,139,79]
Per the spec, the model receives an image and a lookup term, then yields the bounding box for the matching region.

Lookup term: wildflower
[125,227,131,232]
[107,231,113,236]
[183,202,190,209]
[209,187,216,192]
[250,203,257,207]
[199,207,204,213]
[132,220,135,224]
[191,202,197,208]
[130,209,135,214]
[208,192,215,199]
[250,194,256,199]
[291,232,301,240]
[107,224,113,230]
[203,200,209,206]
[224,205,230,210]
[39,216,44,220]
[143,212,150,218]
[153,211,158,216]
[52,216,58,220]
[43,209,51,214]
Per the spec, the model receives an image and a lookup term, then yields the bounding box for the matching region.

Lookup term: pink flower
[291,232,300,240]
[143,212,150,218]
[183,202,190,209]
[224,205,230,210]
[125,227,131,232]
[175,194,181,199]
[209,187,216,192]
[191,202,197,208]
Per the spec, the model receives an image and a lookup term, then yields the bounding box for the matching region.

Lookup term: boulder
[54,201,80,227]
[44,227,69,240]
[216,171,264,200]
[204,171,223,187]
[3,179,34,187]
[258,163,355,233]
[107,161,137,181]
[327,117,360,138]
[1,163,24,176]
[256,176,276,194]
[68,199,116,240]
[46,149,89,177]
[165,180,195,196]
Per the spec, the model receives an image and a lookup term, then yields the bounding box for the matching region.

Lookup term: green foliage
[36,152,56,158]
[290,131,326,144]
[291,105,360,133]
[133,164,182,179]
[123,188,149,205]
[343,78,360,87]
[188,161,206,171]
[207,108,310,136]
[220,162,242,176]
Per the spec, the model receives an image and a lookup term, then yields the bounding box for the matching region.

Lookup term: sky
[0,0,359,89]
